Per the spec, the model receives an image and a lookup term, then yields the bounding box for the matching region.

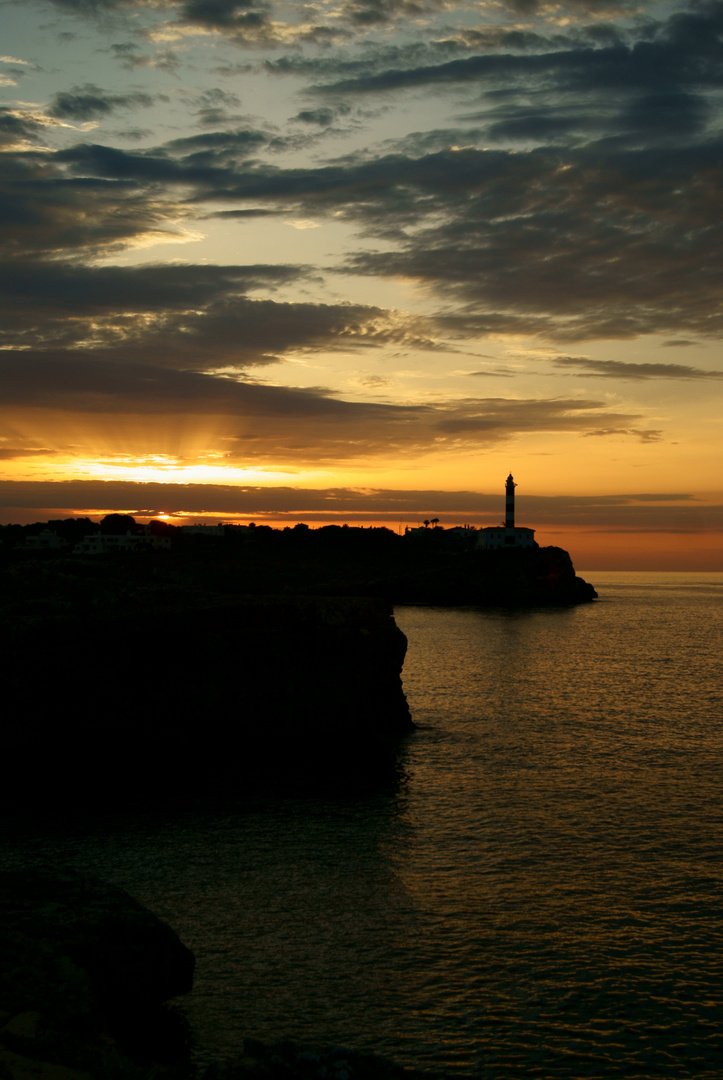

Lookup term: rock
[0,868,194,1008]
[201,1038,437,1080]
[0,872,444,1080]
[0,1043,94,1080]
[0,868,194,1078]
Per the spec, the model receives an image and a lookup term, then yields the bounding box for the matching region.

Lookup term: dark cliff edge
[2,594,413,811]
[1,532,595,810]
[0,867,435,1080]
[377,546,597,607]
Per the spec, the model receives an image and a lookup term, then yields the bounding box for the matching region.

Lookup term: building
[476,474,537,550]
[25,530,70,551]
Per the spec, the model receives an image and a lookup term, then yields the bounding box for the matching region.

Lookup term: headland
[1,500,596,810]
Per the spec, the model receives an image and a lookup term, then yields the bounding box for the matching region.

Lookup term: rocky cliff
[383,546,597,606]
[2,596,412,810]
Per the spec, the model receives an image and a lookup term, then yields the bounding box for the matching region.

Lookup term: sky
[1,0,722,568]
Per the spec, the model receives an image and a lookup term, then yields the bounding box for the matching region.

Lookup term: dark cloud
[55,141,221,183]
[40,0,492,45]
[179,0,268,31]
[0,106,47,149]
[48,84,154,121]
[307,4,723,100]
[0,346,657,460]
[0,352,384,414]
[0,155,194,260]
[210,207,280,218]
[162,128,270,159]
[551,356,723,379]
[326,141,723,341]
[0,259,440,367]
[186,87,245,127]
[291,106,351,127]
[0,261,299,314]
[0,447,57,460]
[5,62,723,347]
[430,396,654,440]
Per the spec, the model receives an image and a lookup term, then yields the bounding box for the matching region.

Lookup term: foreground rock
[0,867,195,1079]
[0,870,437,1080]
[204,1038,437,1080]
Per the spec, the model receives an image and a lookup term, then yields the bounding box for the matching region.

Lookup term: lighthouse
[505,473,516,529]
[476,474,537,550]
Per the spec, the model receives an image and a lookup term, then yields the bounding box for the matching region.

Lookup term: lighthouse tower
[505,473,516,528]
[476,474,537,550]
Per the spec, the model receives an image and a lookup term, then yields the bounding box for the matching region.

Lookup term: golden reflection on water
[385,577,723,1074]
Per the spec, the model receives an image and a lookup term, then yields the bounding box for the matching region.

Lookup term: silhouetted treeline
[0,515,469,552]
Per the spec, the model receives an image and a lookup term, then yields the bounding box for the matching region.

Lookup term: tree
[100,513,137,535]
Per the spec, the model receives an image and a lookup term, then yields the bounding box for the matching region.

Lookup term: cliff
[382,546,598,606]
[2,595,412,810]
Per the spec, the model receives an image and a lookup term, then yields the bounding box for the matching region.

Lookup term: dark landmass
[0,867,432,1080]
[2,591,412,811]
[1,516,597,608]
[0,518,595,810]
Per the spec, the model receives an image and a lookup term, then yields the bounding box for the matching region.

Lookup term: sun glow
[64,455,331,487]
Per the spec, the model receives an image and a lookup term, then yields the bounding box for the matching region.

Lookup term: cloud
[328,142,723,341]
[40,0,656,48]
[185,87,246,127]
[48,84,155,121]
[0,150,200,260]
[0,106,48,149]
[0,346,658,461]
[291,104,352,127]
[0,446,57,460]
[581,427,663,441]
[0,258,441,367]
[20,0,720,347]
[430,396,648,438]
[8,122,723,346]
[551,356,723,379]
[306,3,723,103]
[178,0,269,33]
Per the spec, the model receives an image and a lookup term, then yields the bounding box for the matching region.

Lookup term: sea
[3,570,723,1079]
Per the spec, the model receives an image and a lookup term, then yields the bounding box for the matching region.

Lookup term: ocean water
[4,571,723,1078]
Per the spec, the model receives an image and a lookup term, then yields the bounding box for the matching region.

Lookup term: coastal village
[10,474,539,555]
